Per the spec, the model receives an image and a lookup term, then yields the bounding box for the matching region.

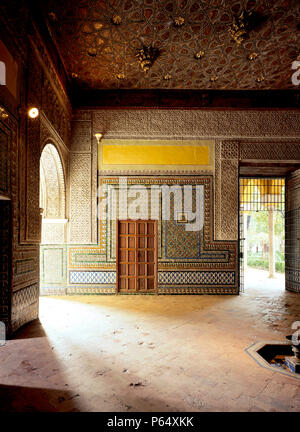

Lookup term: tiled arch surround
[40,109,300,295]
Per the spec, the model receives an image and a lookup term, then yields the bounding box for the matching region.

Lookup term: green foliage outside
[246,210,285,273]
[247,257,285,273]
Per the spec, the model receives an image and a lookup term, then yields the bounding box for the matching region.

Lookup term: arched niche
[40,143,67,244]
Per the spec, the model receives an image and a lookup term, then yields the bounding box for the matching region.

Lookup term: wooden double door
[117,220,158,293]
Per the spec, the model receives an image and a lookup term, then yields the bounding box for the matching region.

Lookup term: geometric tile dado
[69,271,116,284]
[159,271,235,285]
[69,270,235,287]
[159,286,237,295]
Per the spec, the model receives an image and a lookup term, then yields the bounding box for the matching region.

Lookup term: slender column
[243,212,248,271]
[268,209,275,278]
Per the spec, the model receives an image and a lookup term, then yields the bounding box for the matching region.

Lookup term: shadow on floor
[0,384,80,412]
[13,319,47,340]
[45,294,235,318]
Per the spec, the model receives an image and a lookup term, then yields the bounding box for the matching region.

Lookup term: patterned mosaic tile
[286,270,300,283]
[286,270,300,292]
[11,285,39,332]
[69,247,111,269]
[40,287,67,296]
[69,270,235,286]
[166,221,200,258]
[12,284,39,312]
[159,286,238,294]
[69,271,116,284]
[158,271,235,285]
[67,286,116,294]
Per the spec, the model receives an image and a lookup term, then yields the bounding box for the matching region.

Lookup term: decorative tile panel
[286,270,300,284]
[11,284,39,332]
[98,176,236,268]
[159,286,238,294]
[69,247,107,269]
[40,287,66,296]
[158,271,235,285]
[67,286,116,294]
[66,174,238,294]
[69,271,116,284]
[12,284,39,312]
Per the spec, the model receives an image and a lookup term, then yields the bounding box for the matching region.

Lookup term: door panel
[286,169,300,293]
[117,220,157,293]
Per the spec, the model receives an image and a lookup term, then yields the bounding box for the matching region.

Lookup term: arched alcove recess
[40,143,66,244]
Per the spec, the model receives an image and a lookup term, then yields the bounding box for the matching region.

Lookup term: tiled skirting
[69,271,116,284]
[286,269,300,292]
[40,287,67,296]
[67,285,116,294]
[158,286,238,294]
[69,270,235,286]
[159,271,235,285]
[46,286,237,295]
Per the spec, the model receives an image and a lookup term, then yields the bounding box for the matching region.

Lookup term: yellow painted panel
[103,144,209,165]
[98,140,215,172]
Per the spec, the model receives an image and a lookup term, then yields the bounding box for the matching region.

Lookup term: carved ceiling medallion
[43,0,300,90]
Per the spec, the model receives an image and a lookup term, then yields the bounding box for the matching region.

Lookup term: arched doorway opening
[40,144,67,295]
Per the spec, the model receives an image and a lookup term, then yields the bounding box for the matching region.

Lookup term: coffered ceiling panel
[43,0,300,90]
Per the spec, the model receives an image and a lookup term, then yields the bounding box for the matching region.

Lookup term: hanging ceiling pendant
[229,11,251,45]
[136,44,160,73]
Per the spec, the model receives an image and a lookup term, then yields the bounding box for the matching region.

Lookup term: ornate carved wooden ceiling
[43,0,300,90]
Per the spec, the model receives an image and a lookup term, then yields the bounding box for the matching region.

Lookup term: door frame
[238,175,286,294]
[285,169,300,293]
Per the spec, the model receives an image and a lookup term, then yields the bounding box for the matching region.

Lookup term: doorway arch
[40,143,66,243]
[39,143,67,295]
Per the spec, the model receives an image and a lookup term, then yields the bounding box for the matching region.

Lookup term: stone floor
[245,268,285,294]
[0,287,299,412]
